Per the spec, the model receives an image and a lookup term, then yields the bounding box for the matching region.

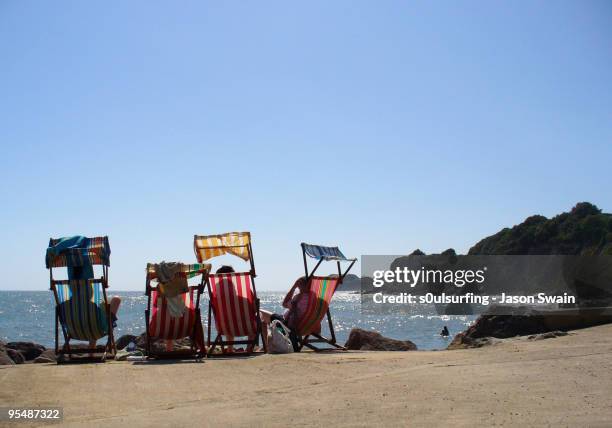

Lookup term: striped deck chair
[296,243,357,351]
[194,232,267,355]
[145,263,210,359]
[46,236,116,361]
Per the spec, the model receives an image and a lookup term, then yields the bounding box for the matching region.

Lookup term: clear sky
[1,1,610,290]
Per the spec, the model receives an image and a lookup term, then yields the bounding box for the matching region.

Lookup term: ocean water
[0,291,475,350]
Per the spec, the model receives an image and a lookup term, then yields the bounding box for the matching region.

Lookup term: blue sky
[1,1,610,290]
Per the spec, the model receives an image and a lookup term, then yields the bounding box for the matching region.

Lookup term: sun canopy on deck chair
[194,232,252,263]
[146,262,211,280]
[46,236,111,268]
[301,243,356,262]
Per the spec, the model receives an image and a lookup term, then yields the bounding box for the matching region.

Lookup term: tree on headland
[468,202,612,256]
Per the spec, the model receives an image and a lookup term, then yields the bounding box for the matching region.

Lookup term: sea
[0,291,476,350]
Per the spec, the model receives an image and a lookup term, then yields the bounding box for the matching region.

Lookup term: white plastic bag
[268,319,294,354]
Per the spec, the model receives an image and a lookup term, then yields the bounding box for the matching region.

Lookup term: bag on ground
[268,319,294,354]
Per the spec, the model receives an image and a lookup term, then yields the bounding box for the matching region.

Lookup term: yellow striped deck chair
[194,232,267,355]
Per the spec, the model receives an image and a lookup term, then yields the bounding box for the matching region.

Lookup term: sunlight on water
[0,291,475,350]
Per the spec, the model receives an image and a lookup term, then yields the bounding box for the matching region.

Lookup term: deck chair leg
[298,335,308,352]
[54,308,59,354]
[64,339,72,361]
[107,321,116,358]
[326,309,337,344]
[302,341,318,351]
[311,333,346,350]
[193,308,206,357]
[261,326,268,353]
[207,301,212,347]
[254,299,267,353]
[207,335,221,356]
[144,309,151,357]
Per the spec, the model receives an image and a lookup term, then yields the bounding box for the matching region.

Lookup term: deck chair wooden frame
[47,236,116,363]
[194,232,267,356]
[144,263,210,360]
[297,242,357,352]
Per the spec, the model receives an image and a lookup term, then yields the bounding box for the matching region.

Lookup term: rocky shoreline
[4,310,611,364]
[0,341,55,364]
[448,307,612,349]
[0,328,420,364]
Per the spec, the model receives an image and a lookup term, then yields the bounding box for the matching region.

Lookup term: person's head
[294,276,309,293]
[216,265,235,274]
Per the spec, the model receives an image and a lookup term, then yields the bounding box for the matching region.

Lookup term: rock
[115,334,138,350]
[34,349,57,363]
[447,334,501,349]
[345,328,417,351]
[132,332,194,353]
[454,314,548,340]
[447,313,572,349]
[136,333,147,349]
[527,331,568,341]
[0,341,14,365]
[0,351,15,365]
[6,349,25,364]
[447,314,548,349]
[7,342,46,361]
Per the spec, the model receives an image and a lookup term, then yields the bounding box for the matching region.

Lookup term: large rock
[448,335,501,349]
[0,341,9,365]
[345,328,417,351]
[7,342,46,361]
[0,342,16,365]
[34,349,57,363]
[7,349,25,364]
[464,315,547,339]
[0,351,15,365]
[115,334,138,351]
[527,331,568,341]
[447,314,553,349]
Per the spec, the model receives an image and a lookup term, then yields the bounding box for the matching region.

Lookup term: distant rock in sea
[337,274,364,292]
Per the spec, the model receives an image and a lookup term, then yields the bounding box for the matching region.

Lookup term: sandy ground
[1,325,612,427]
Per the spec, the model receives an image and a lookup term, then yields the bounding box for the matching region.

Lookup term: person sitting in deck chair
[91,296,121,348]
[215,265,257,353]
[55,263,122,354]
[260,276,310,351]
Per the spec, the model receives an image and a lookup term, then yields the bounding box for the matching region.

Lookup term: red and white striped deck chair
[145,262,210,359]
[194,232,267,355]
[297,243,357,351]
[207,272,260,353]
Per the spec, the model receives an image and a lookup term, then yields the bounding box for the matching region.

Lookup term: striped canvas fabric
[149,288,197,340]
[295,276,339,336]
[55,281,109,341]
[46,236,110,268]
[194,232,251,262]
[146,263,211,280]
[208,273,257,337]
[302,243,353,261]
